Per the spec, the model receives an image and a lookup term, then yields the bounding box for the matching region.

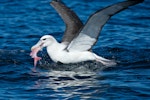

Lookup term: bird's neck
[47,39,65,51]
[46,40,66,62]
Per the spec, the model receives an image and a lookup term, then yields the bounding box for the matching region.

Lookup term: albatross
[30,0,144,68]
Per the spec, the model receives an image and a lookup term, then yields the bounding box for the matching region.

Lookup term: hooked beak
[31,40,44,51]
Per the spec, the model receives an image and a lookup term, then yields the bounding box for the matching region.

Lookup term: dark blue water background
[0,0,150,99]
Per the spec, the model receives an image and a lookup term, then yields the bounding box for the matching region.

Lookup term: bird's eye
[42,38,46,41]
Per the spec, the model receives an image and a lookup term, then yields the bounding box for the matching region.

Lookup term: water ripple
[0,0,150,99]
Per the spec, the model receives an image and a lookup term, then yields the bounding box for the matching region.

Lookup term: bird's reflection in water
[29,62,111,99]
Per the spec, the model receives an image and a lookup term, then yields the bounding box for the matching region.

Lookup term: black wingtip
[52,0,61,2]
[128,0,144,3]
[51,0,63,3]
[50,0,65,5]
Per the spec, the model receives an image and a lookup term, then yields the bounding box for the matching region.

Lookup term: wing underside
[67,0,143,52]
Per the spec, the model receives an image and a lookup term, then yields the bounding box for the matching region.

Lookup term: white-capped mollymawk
[30,0,144,68]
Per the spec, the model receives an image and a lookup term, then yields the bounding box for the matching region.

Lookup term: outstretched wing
[67,0,144,51]
[50,0,83,45]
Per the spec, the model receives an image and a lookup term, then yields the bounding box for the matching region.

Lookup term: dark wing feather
[50,0,83,44]
[67,0,144,51]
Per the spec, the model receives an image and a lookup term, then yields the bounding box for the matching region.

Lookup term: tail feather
[94,54,116,66]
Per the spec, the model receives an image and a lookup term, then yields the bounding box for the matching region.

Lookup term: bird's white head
[31,35,56,50]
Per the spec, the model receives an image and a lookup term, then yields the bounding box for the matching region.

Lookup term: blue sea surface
[0,0,150,99]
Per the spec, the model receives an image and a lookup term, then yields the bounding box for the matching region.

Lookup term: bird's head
[31,35,56,51]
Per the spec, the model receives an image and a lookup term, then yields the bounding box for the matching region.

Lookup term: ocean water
[0,0,150,100]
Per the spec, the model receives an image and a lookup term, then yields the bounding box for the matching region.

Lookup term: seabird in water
[30,0,144,68]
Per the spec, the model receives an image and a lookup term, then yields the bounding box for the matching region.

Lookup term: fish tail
[34,57,42,67]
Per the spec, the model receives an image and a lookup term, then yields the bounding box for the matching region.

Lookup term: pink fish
[30,46,42,68]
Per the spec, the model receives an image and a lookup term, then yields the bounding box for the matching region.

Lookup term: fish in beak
[30,41,43,68]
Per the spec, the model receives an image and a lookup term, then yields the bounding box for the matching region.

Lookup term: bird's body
[30,0,144,68]
[47,47,95,64]
[33,35,114,65]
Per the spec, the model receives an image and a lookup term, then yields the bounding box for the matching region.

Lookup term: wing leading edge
[50,0,83,45]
